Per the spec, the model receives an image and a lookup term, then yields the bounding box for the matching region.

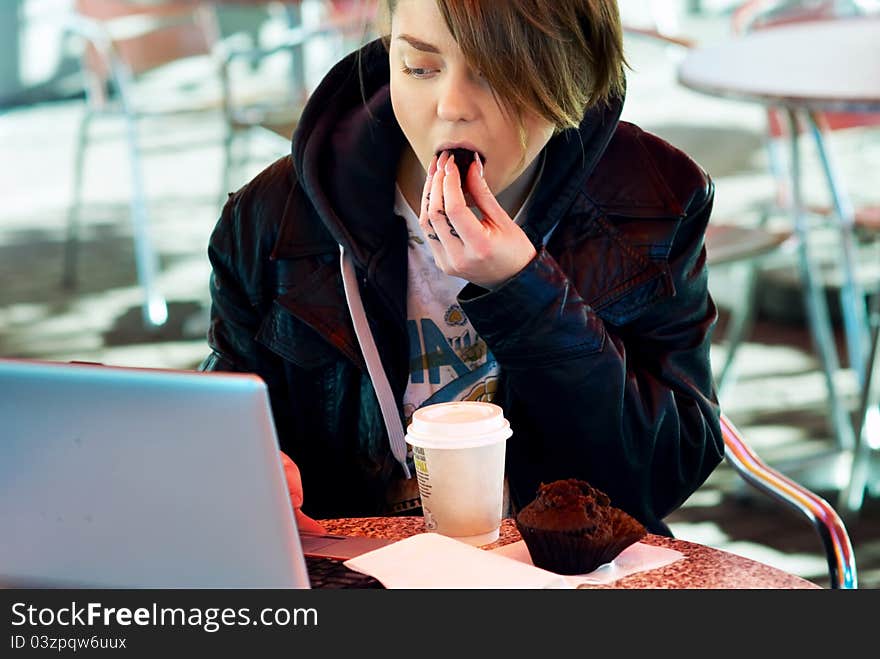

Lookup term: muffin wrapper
[515,519,644,575]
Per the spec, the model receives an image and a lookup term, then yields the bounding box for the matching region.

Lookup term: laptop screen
[0,358,310,588]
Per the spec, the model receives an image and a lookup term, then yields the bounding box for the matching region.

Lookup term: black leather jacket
[201,40,724,535]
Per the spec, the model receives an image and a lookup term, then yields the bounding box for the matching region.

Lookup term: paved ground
[2,12,879,588]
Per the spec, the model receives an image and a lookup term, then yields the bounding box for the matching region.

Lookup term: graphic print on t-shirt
[397,198,500,425]
[388,157,543,514]
[406,314,498,402]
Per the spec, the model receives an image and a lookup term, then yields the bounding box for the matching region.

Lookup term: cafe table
[677,16,880,513]
[322,517,822,589]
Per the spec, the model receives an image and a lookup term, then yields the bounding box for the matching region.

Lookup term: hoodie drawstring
[339,245,412,479]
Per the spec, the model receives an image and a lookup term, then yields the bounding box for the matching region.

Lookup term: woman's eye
[401,65,434,78]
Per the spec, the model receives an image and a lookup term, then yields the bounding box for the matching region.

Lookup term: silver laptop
[0,358,387,588]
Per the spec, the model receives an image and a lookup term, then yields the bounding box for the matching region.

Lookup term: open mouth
[436,147,486,181]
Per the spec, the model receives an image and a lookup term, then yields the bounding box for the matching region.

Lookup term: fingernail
[428,155,438,177]
[444,154,455,175]
[475,152,484,178]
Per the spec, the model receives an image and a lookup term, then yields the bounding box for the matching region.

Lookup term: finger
[442,153,484,244]
[427,151,458,251]
[419,153,438,218]
[421,150,445,229]
[465,152,508,226]
[429,152,460,246]
[281,451,325,534]
[295,509,328,535]
[427,150,448,224]
[280,451,304,509]
[419,154,441,242]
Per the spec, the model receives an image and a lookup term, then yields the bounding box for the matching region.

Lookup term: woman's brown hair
[376,0,627,134]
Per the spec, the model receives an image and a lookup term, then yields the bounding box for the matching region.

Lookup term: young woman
[201,0,724,536]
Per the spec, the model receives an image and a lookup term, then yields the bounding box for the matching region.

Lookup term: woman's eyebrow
[396,34,441,54]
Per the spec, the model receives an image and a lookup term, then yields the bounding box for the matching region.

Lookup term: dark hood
[291,38,625,271]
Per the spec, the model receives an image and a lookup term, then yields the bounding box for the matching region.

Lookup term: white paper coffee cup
[406,401,512,546]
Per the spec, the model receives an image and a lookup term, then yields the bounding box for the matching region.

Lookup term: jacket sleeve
[199,157,295,376]
[458,184,723,533]
[199,192,266,375]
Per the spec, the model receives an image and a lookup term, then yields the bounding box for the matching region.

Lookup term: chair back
[721,413,858,588]
[73,0,220,105]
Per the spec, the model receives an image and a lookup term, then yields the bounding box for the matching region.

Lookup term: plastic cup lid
[405,401,512,449]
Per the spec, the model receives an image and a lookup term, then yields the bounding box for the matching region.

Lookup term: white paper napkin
[343,533,684,589]
[491,540,684,587]
[343,533,572,589]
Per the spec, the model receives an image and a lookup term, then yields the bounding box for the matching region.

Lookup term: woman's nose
[436,71,481,123]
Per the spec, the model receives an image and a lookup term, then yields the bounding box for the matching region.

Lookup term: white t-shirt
[383,158,543,514]
[394,166,541,425]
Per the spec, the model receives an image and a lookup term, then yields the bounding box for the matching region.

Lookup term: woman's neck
[396,146,541,220]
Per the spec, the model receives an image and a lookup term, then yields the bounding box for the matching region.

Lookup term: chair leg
[222,122,254,200]
[765,133,792,211]
[219,49,237,203]
[121,110,168,329]
[109,55,168,329]
[840,293,880,513]
[221,119,236,203]
[715,206,775,397]
[63,108,93,289]
[808,111,870,386]
[786,109,857,456]
[715,261,761,398]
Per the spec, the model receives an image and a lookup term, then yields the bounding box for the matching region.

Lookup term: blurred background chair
[731,0,880,387]
[64,0,222,328]
[624,13,879,520]
[704,224,793,395]
[63,0,376,329]
[728,0,880,513]
[721,412,858,588]
[221,1,377,179]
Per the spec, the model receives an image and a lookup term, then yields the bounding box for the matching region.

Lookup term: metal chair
[626,15,880,515]
[64,0,223,329]
[222,1,378,178]
[731,0,880,388]
[63,0,377,330]
[721,413,858,588]
[728,0,880,514]
[704,222,793,396]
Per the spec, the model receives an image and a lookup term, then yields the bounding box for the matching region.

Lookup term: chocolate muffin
[439,148,478,181]
[514,479,647,575]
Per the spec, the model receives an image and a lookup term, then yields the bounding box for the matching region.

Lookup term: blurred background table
[323,517,822,589]
[678,15,880,515]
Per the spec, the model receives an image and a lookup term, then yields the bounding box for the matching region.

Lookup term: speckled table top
[323,516,822,589]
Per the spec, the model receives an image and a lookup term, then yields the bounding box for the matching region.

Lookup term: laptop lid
[0,358,311,588]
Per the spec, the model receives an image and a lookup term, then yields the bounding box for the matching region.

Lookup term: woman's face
[388,0,554,197]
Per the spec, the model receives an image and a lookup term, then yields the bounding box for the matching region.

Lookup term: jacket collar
[522,97,623,246]
[279,40,404,271]
[584,121,686,219]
